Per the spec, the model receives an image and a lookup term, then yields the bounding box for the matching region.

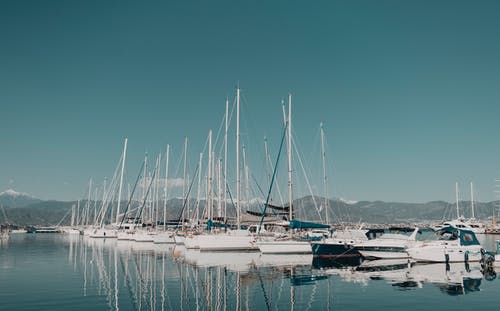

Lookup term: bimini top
[437,226,480,246]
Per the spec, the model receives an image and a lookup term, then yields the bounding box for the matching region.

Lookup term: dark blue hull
[311,242,362,258]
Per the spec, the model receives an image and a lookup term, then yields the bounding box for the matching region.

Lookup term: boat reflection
[316,257,492,295]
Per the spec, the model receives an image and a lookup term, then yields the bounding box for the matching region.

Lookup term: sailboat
[195,87,258,252]
[256,95,324,254]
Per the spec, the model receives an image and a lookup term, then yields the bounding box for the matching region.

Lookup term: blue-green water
[1,234,499,310]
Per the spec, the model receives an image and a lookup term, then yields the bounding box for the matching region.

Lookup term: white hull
[132,231,156,242]
[89,228,117,238]
[184,235,200,249]
[117,231,135,240]
[407,244,482,262]
[153,232,175,244]
[355,230,419,260]
[257,240,311,254]
[197,233,258,252]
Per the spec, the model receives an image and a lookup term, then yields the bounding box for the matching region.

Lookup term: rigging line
[292,135,322,222]
[258,120,288,234]
[119,161,145,226]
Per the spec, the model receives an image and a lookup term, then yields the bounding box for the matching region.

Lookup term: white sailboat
[196,87,258,252]
[256,95,312,254]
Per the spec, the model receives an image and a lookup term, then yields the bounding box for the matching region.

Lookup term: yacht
[407,227,483,262]
[354,228,419,259]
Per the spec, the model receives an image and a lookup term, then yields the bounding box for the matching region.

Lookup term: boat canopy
[437,226,480,246]
[289,219,330,229]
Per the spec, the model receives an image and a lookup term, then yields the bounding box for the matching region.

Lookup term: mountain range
[1,189,498,226]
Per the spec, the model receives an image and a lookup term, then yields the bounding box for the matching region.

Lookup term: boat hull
[407,245,483,262]
[197,234,258,252]
[257,240,311,254]
[311,242,362,258]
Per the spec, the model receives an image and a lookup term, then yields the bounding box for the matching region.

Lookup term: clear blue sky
[1,0,500,203]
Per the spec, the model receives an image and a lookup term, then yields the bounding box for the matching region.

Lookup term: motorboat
[407,227,483,263]
[354,228,419,259]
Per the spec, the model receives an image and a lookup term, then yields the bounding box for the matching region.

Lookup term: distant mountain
[1,194,498,226]
[291,196,499,225]
[0,189,42,208]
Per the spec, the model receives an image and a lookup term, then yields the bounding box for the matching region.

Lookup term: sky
[1,0,500,203]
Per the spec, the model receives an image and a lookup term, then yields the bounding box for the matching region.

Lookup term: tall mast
[116,138,128,224]
[455,182,460,219]
[236,87,241,229]
[163,144,170,229]
[143,153,148,206]
[470,182,475,219]
[207,129,213,221]
[320,122,329,224]
[287,94,293,223]
[224,98,229,222]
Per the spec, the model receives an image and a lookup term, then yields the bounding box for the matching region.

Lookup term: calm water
[1,234,499,310]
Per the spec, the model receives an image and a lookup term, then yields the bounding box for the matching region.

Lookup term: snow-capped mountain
[0,189,42,208]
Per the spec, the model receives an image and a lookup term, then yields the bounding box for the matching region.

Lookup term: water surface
[1,234,499,310]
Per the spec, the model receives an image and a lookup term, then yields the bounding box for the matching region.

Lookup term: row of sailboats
[74,86,491,265]
[74,87,335,259]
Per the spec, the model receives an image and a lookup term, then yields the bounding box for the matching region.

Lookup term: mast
[236,87,241,229]
[320,122,329,224]
[224,98,229,222]
[163,144,170,229]
[207,129,213,221]
[470,182,475,219]
[287,94,293,223]
[116,138,128,224]
[455,182,460,219]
